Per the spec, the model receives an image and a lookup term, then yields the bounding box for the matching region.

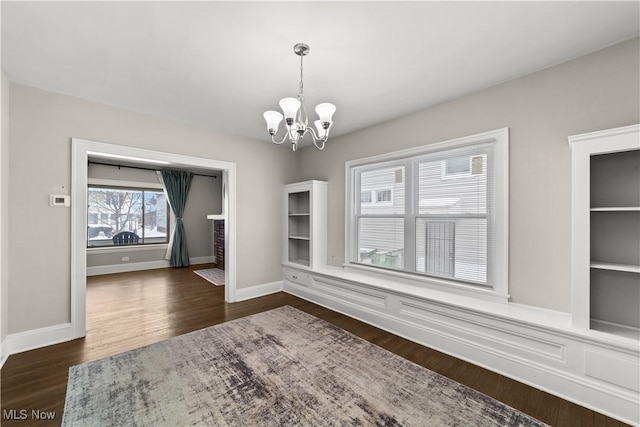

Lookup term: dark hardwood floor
[1,264,628,426]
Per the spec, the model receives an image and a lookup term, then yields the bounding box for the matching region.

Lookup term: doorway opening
[71,138,237,339]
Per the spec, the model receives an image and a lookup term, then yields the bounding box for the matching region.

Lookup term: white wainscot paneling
[282,265,640,425]
[584,349,640,393]
[396,299,567,363]
[309,276,389,310]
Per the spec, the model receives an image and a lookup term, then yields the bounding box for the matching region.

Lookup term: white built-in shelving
[569,124,640,341]
[284,180,327,269]
[590,207,640,212]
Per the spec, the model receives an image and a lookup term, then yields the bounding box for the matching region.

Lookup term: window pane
[360,166,405,215]
[418,154,487,215]
[86,186,173,247]
[357,217,404,269]
[416,217,487,284]
[349,133,504,290]
[445,156,470,175]
[88,188,143,246]
[377,189,392,203]
[361,191,372,204]
[143,190,168,244]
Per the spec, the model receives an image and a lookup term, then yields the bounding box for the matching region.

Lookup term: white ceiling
[2,2,639,145]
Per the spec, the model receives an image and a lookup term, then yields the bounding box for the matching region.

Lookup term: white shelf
[591,207,640,212]
[569,124,640,336]
[591,319,640,341]
[288,235,310,241]
[284,181,327,268]
[591,262,640,274]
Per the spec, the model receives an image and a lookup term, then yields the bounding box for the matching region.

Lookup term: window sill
[87,244,168,255]
[341,262,509,304]
[282,263,593,336]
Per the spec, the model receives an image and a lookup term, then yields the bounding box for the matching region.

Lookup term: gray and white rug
[62,306,547,426]
[193,267,224,286]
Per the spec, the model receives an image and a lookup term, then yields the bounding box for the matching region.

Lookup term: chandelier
[263,43,336,151]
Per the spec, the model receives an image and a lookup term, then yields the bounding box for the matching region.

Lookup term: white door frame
[71,138,237,339]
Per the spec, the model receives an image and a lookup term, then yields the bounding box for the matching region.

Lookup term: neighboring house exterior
[358,153,488,284]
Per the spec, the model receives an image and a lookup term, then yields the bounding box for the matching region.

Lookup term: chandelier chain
[299,53,304,99]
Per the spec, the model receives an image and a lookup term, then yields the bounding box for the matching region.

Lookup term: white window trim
[87,177,164,189]
[87,243,169,254]
[344,128,509,301]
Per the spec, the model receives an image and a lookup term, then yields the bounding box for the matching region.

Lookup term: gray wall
[1,72,9,347]
[297,37,640,312]
[3,37,638,336]
[7,83,297,334]
[182,174,222,259]
[86,163,222,267]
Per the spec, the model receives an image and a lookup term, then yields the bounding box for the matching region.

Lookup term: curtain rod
[88,161,218,178]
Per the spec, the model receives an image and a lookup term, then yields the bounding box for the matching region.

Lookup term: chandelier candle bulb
[263,42,336,151]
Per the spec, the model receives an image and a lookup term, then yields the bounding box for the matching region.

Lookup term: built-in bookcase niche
[288,191,311,265]
[284,181,327,269]
[589,149,640,336]
[569,124,640,341]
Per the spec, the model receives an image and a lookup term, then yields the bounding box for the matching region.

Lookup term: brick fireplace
[214,220,225,270]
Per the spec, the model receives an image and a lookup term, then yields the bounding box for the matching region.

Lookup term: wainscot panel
[309,276,389,310]
[282,264,640,425]
[584,349,640,393]
[396,299,567,363]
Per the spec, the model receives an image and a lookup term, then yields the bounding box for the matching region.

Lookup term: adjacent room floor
[1,265,627,426]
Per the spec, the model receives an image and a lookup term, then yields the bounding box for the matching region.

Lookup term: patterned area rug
[193,267,224,286]
[62,306,547,426]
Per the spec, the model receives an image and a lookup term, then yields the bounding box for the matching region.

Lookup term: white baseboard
[190,256,215,265]
[87,260,169,276]
[235,281,283,302]
[1,275,273,360]
[87,256,215,276]
[7,323,73,355]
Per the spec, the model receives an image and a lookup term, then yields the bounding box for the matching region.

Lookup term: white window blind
[350,137,501,289]
[415,143,493,284]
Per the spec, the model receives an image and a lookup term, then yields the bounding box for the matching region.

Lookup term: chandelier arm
[306,126,328,150]
[270,132,288,145]
[313,137,327,150]
[288,126,300,141]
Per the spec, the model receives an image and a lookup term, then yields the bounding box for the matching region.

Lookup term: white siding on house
[416,150,490,283]
[355,143,492,284]
[358,166,405,268]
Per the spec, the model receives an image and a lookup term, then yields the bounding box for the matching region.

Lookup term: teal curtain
[160,170,194,267]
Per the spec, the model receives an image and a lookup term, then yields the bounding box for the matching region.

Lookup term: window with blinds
[348,129,508,291]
